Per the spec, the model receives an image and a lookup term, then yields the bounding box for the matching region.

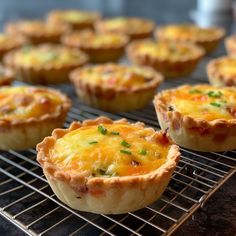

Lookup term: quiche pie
[0,86,71,150]
[0,64,14,86]
[127,40,204,78]
[95,17,155,40]
[70,63,163,112]
[225,35,236,56]
[62,30,129,63]
[154,84,236,152]
[37,116,180,214]
[47,9,101,30]
[4,44,88,84]
[0,33,26,60]
[155,24,225,54]
[207,56,236,86]
[5,20,69,45]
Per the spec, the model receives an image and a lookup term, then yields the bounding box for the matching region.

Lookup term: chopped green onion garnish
[189,89,202,94]
[139,149,147,155]
[98,125,107,135]
[89,141,98,144]
[207,91,222,98]
[210,102,221,107]
[120,150,132,155]
[110,131,120,135]
[121,140,131,148]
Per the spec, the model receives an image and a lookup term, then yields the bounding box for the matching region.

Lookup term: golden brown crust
[153,85,236,152]
[127,40,204,78]
[225,35,236,56]
[0,86,71,150]
[0,65,14,86]
[37,116,180,214]
[70,64,163,112]
[207,56,236,86]
[3,44,88,84]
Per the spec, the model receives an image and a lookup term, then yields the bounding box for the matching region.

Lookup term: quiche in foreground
[37,116,180,214]
[154,84,236,152]
[4,44,88,84]
[70,63,163,112]
[0,86,71,150]
[62,30,129,63]
[207,56,236,87]
[95,17,155,40]
[127,40,204,78]
[156,24,225,54]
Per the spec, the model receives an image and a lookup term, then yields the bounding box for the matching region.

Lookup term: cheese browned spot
[50,123,171,177]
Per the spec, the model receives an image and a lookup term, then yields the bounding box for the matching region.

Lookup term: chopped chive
[207,91,222,98]
[210,102,221,107]
[139,149,147,155]
[121,140,131,148]
[110,131,120,135]
[120,150,132,155]
[189,89,202,94]
[98,125,107,135]
[89,141,98,144]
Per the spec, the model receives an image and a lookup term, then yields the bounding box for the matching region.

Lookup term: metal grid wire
[0,57,236,236]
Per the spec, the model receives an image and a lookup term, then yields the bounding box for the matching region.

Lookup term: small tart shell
[0,87,71,150]
[225,35,236,57]
[47,10,101,31]
[61,31,129,63]
[154,85,236,152]
[95,17,155,40]
[70,64,163,112]
[155,25,225,54]
[127,40,204,78]
[0,65,14,86]
[207,56,236,86]
[5,20,70,45]
[37,116,180,214]
[3,44,88,85]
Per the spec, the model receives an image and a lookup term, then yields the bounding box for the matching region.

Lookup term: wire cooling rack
[0,57,236,236]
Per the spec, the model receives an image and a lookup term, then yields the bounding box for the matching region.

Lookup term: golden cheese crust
[156,24,225,54]
[127,40,204,78]
[0,65,14,86]
[0,86,71,150]
[154,84,236,152]
[37,116,180,214]
[95,17,155,40]
[70,63,163,112]
[207,56,236,86]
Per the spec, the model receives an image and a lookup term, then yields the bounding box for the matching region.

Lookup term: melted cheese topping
[14,45,86,67]
[64,31,127,48]
[99,17,153,34]
[0,86,65,121]
[50,123,171,177]
[163,85,236,121]
[159,24,220,41]
[213,57,236,79]
[75,64,155,88]
[134,41,201,60]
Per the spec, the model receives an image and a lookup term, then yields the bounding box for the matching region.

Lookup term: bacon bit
[156,130,170,145]
[77,185,88,194]
[131,160,140,166]
[89,189,105,197]
[192,95,208,102]
[40,97,51,105]
[189,127,210,136]
[107,77,116,85]
[213,133,227,144]
[16,95,32,106]
[226,106,236,118]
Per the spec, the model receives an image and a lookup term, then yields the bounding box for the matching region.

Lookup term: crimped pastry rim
[155,25,225,44]
[37,116,180,188]
[0,35,26,52]
[153,84,236,130]
[3,44,88,71]
[70,63,163,93]
[0,86,71,127]
[127,40,205,63]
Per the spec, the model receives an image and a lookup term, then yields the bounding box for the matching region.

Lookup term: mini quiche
[70,63,163,112]
[225,35,236,56]
[207,56,236,87]
[0,86,71,150]
[154,84,236,152]
[47,9,101,30]
[95,17,155,40]
[0,33,26,60]
[37,116,180,214]
[62,30,129,63]
[155,24,225,54]
[0,64,14,86]
[127,40,204,78]
[5,20,69,45]
[4,44,88,84]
